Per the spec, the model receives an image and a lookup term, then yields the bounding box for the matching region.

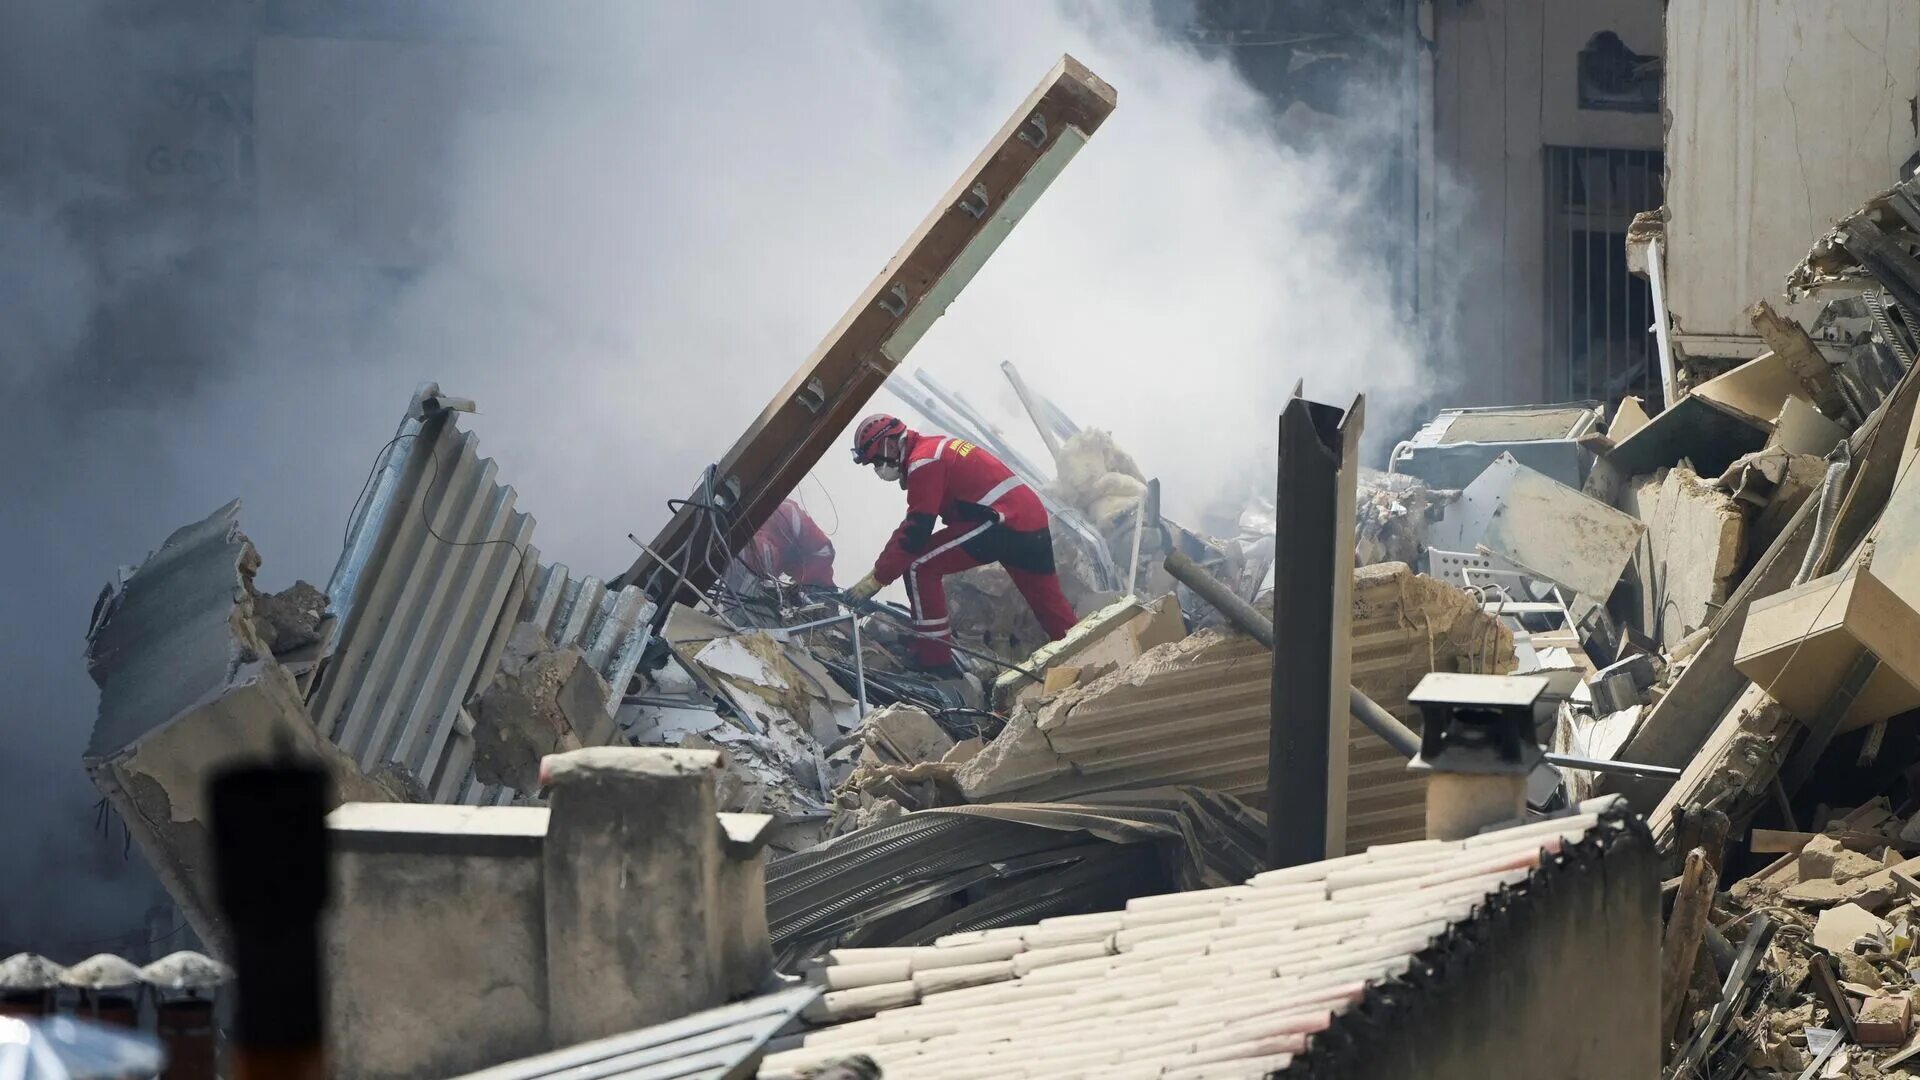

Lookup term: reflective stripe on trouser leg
[904,520,993,666]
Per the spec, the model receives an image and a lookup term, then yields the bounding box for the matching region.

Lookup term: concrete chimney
[1408,673,1550,841]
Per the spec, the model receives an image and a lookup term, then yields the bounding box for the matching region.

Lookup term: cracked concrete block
[860,705,954,765]
[82,502,394,959]
[1626,467,1749,649]
[249,579,328,655]
[469,623,614,790]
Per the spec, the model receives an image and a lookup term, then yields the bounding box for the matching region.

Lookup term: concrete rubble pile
[1532,176,1920,1077]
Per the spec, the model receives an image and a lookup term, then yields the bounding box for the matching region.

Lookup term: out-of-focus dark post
[212,761,330,1080]
[1268,390,1363,870]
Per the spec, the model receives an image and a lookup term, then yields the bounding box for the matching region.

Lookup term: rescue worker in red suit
[845,414,1078,671]
[739,499,836,586]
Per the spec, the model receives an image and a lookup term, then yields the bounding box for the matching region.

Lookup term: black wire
[343,433,415,548]
[414,437,532,582]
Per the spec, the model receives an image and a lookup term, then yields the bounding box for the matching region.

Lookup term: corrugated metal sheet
[449,985,818,1080]
[969,564,1514,853]
[767,789,1265,967]
[309,384,652,805]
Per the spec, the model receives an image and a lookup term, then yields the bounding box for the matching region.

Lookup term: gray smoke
[0,0,1436,952]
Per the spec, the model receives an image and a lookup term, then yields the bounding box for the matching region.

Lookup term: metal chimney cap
[1407,673,1550,709]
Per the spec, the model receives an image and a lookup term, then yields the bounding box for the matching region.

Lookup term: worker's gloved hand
[846,573,882,602]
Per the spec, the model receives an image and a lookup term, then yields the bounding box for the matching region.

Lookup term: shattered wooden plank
[617,56,1117,599]
[1660,849,1717,1050]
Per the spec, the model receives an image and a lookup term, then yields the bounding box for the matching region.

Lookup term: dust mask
[875,462,902,483]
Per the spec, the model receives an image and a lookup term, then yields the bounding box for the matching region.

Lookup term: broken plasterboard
[1611,397,1651,442]
[1428,453,1646,602]
[1692,350,1808,428]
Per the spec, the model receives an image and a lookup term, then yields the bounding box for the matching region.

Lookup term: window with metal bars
[1543,146,1664,402]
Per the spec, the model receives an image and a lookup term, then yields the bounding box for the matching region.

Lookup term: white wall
[1665,0,1920,356]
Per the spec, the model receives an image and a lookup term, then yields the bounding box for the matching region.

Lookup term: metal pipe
[851,612,868,719]
[1166,550,1680,780]
[1794,442,1853,586]
[1648,237,1680,409]
[1166,549,1273,647]
[1543,753,1681,780]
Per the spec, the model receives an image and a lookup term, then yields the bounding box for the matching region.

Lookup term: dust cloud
[0,1,1431,950]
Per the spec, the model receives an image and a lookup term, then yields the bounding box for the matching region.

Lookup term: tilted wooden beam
[616,55,1116,598]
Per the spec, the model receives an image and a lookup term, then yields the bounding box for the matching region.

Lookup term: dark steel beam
[1269,391,1363,870]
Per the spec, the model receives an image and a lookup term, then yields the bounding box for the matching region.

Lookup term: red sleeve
[873,462,945,583]
[790,507,836,585]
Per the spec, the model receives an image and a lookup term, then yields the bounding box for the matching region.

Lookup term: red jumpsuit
[741,499,836,586]
[871,433,1078,668]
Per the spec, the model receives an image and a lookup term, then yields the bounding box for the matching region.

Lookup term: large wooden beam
[616,56,1117,599]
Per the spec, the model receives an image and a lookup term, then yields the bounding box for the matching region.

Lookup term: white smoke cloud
[0,0,1432,948]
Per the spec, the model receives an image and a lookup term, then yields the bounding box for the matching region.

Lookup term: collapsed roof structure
[68,17,1920,1079]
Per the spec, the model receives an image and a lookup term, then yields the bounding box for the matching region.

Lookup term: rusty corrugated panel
[310,385,652,805]
[968,565,1513,854]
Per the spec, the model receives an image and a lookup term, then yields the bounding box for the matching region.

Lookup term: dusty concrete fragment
[469,623,614,790]
[1801,834,1847,880]
[83,502,394,959]
[1625,466,1748,649]
[992,593,1185,712]
[943,737,985,765]
[860,705,954,765]
[249,579,327,654]
[1813,903,1890,954]
[1355,469,1443,567]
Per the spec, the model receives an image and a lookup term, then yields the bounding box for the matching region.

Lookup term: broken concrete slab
[1624,467,1748,649]
[1429,453,1646,601]
[468,622,615,791]
[1612,397,1651,442]
[858,704,954,766]
[82,502,395,958]
[1719,446,1826,558]
[991,593,1184,712]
